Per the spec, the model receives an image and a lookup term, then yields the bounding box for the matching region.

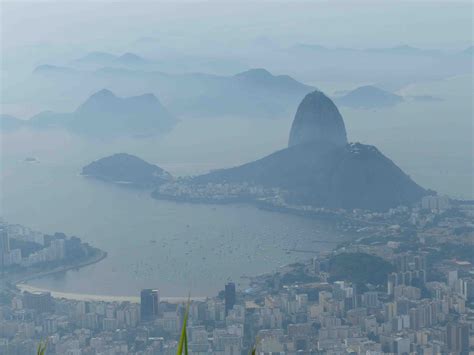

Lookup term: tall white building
[421,195,450,212]
[0,228,11,267]
[448,270,458,289]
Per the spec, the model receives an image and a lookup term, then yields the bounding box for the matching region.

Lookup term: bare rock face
[288,91,347,148]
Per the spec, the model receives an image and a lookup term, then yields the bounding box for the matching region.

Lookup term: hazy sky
[0,1,472,201]
[2,1,472,53]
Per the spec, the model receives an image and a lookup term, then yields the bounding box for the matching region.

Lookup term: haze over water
[1,0,472,298]
[1,121,347,297]
[1,83,471,296]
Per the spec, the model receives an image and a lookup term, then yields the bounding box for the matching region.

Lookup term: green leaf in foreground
[177,296,190,355]
[37,340,48,355]
[250,344,256,355]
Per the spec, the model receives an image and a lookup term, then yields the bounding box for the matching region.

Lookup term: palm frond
[250,344,257,355]
[176,296,190,355]
[37,340,48,355]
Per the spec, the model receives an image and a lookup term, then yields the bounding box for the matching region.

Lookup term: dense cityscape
[0,195,472,354]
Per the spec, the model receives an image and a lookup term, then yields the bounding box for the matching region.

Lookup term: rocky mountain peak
[288,90,348,148]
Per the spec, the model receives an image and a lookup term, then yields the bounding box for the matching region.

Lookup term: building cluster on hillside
[0,225,66,269]
[0,198,472,354]
[0,253,473,355]
[157,182,281,204]
[158,183,464,235]
[0,221,97,271]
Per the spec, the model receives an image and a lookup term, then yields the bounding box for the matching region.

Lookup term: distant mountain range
[0,114,26,130]
[281,44,472,91]
[2,43,470,115]
[292,44,446,57]
[73,49,247,75]
[1,89,177,137]
[33,64,77,75]
[82,153,172,187]
[74,52,149,67]
[3,66,314,119]
[463,46,474,55]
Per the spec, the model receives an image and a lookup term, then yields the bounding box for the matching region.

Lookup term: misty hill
[117,52,148,65]
[0,114,25,130]
[4,89,177,137]
[5,67,314,118]
[409,95,443,103]
[33,64,78,76]
[234,68,307,91]
[171,68,314,118]
[334,85,403,109]
[29,111,74,128]
[463,46,473,55]
[82,153,172,187]
[192,141,426,211]
[365,45,442,57]
[75,51,119,65]
[190,91,427,211]
[284,44,471,91]
[74,47,247,75]
[74,51,148,67]
[96,67,313,118]
[69,89,176,135]
[293,44,442,57]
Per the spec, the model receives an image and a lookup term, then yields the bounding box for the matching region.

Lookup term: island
[334,85,404,109]
[81,153,172,188]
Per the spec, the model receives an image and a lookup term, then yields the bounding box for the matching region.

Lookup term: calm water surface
[0,126,344,297]
[1,76,471,296]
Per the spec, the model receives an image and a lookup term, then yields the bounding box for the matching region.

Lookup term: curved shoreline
[153,193,386,228]
[12,248,206,303]
[13,248,108,285]
[9,199,347,303]
[16,283,206,303]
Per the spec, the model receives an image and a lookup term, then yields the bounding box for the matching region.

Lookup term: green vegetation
[10,238,42,258]
[280,263,319,285]
[177,299,190,355]
[428,243,474,264]
[328,252,394,287]
[36,340,47,355]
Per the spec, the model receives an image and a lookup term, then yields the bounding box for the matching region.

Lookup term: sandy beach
[17,283,206,304]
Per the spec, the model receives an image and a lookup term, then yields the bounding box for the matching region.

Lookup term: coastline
[11,246,207,303]
[152,192,385,228]
[16,283,206,304]
[8,192,350,304]
[12,248,108,285]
